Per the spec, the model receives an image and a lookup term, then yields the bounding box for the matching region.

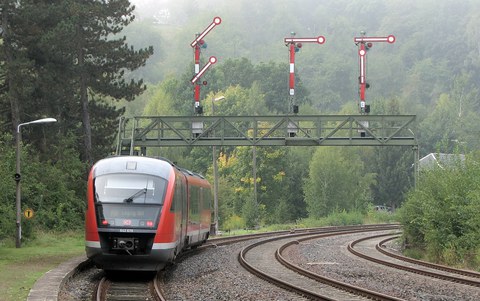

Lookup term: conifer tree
[61,0,153,164]
[0,0,153,164]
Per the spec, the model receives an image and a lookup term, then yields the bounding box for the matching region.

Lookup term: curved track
[348,233,480,288]
[93,226,358,301]
[377,235,480,279]
[183,226,387,260]
[239,225,403,301]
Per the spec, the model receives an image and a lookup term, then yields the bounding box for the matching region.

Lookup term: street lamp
[212,96,224,235]
[16,117,57,248]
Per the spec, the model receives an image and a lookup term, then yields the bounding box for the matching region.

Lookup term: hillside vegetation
[1,0,480,266]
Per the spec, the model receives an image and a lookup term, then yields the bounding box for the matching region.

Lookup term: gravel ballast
[284,231,480,301]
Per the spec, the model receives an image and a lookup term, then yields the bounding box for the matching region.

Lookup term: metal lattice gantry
[116,114,417,155]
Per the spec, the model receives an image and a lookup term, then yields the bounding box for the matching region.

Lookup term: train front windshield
[94,174,167,229]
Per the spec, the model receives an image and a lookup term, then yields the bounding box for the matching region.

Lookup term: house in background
[418,153,465,171]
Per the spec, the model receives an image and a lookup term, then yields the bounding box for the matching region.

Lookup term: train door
[196,187,203,243]
[187,184,202,245]
[173,172,188,251]
[201,186,212,240]
[180,175,188,250]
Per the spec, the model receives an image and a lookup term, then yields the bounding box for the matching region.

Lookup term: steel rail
[96,275,164,301]
[377,235,480,279]
[348,233,480,288]
[238,225,401,300]
[277,232,405,301]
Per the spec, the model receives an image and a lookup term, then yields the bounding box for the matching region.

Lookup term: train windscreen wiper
[123,188,147,203]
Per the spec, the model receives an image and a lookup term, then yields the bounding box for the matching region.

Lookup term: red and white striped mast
[354,31,395,114]
[284,32,325,113]
[190,16,221,115]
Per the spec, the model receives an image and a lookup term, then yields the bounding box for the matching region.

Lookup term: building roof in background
[419,153,465,170]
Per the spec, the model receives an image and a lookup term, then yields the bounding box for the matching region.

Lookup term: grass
[216,210,400,236]
[0,231,85,301]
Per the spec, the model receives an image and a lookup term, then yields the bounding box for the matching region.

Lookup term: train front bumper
[86,241,176,271]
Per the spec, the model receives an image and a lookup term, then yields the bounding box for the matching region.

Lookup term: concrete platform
[27,256,89,301]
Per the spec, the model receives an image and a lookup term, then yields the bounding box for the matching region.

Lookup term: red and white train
[85,156,212,271]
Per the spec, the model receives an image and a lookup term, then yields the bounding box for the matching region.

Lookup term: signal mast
[190,17,221,115]
[284,32,325,114]
[354,31,395,114]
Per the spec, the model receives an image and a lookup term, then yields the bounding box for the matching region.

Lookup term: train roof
[93,156,174,179]
[93,156,207,181]
[178,167,205,179]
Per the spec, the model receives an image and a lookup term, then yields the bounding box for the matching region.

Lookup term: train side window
[203,188,212,210]
[189,186,200,216]
[192,187,198,214]
[171,179,182,212]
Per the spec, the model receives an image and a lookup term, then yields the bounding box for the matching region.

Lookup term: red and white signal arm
[285,35,326,98]
[284,36,326,44]
[191,56,217,84]
[190,17,222,47]
[355,34,395,103]
[354,35,395,44]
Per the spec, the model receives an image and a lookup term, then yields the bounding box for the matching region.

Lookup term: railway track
[348,233,480,288]
[182,225,392,260]
[377,235,480,279]
[94,224,405,301]
[239,224,403,301]
[93,226,345,301]
[95,272,166,301]
[205,225,363,247]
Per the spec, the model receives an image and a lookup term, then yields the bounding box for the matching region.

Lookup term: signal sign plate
[24,208,35,219]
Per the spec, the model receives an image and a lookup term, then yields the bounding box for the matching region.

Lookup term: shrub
[399,154,480,268]
[0,133,87,244]
[222,215,246,231]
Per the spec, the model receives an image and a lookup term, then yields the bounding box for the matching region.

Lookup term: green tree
[304,147,374,218]
[369,146,413,209]
[419,73,480,154]
[0,0,154,242]
[0,0,36,133]
[206,58,310,114]
[367,97,414,209]
[0,0,153,164]
[65,0,153,164]
[0,133,16,240]
[0,133,86,242]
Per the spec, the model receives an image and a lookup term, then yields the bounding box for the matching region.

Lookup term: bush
[0,133,87,244]
[222,215,246,231]
[398,154,480,268]
[299,209,366,228]
[365,207,399,224]
[0,203,16,246]
[324,209,364,226]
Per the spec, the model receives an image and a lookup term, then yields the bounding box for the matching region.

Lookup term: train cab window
[94,174,167,205]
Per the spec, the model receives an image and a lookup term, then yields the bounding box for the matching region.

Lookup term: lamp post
[211,96,224,235]
[15,117,57,248]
